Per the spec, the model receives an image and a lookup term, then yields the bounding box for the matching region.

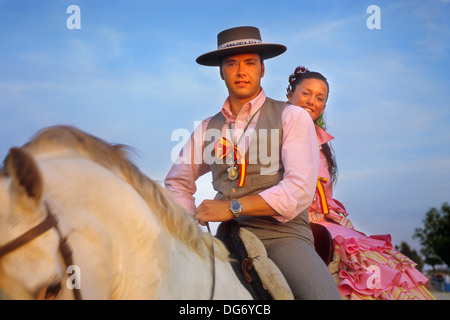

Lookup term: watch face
[231,200,242,212]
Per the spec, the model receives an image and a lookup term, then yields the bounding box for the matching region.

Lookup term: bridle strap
[58,236,82,300]
[52,213,82,300]
[205,222,216,300]
[0,204,82,300]
[0,211,57,259]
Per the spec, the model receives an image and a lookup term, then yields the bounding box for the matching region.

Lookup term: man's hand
[195,199,233,225]
[194,195,278,225]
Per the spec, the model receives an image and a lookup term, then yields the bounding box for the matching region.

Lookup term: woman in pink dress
[286,66,435,300]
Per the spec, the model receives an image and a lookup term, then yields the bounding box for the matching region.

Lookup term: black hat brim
[196,43,287,66]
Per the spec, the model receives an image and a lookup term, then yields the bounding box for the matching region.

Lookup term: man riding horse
[165,26,340,299]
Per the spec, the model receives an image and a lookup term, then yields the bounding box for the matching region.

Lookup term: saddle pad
[216,220,273,300]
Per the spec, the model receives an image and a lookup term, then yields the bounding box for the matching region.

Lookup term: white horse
[0,126,256,299]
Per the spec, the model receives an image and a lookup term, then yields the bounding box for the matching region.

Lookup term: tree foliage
[414,202,450,268]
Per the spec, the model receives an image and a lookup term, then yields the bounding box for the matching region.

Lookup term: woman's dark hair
[287,66,338,185]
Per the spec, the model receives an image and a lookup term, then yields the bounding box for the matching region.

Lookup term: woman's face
[289,78,328,122]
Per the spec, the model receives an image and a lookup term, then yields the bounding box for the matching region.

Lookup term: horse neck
[39,156,250,299]
[39,157,172,298]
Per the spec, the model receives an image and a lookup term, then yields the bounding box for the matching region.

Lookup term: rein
[0,204,82,300]
[205,222,216,300]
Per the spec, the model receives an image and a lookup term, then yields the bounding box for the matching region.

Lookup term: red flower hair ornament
[286,65,310,98]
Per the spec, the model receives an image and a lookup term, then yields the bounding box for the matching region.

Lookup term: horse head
[0,148,66,299]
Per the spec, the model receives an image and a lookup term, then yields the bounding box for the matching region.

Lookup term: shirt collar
[221,88,266,123]
[315,124,334,146]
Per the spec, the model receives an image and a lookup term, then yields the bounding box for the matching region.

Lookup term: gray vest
[205,98,288,201]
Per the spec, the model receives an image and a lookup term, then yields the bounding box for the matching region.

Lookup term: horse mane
[21,125,225,259]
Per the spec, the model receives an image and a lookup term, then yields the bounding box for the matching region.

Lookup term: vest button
[231,188,237,193]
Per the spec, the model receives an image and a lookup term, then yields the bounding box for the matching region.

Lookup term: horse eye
[44,282,61,300]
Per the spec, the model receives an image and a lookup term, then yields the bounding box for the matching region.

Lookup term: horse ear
[6,148,43,205]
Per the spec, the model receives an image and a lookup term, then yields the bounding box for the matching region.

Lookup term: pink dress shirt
[165,89,319,223]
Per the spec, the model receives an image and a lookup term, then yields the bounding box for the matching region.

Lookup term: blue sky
[0,0,449,253]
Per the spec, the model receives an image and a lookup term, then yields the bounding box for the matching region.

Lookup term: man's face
[220,53,265,103]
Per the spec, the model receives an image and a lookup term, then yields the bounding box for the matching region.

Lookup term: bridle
[0,203,82,300]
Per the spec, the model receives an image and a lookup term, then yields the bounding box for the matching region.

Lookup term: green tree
[395,241,424,271]
[413,202,450,269]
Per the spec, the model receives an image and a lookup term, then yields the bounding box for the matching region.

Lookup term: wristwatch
[229,199,243,218]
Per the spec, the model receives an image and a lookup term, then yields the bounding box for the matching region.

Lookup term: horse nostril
[44,282,62,300]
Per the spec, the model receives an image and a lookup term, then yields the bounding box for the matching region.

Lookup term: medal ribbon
[316,177,329,215]
[314,177,355,229]
[214,137,247,186]
[214,107,261,187]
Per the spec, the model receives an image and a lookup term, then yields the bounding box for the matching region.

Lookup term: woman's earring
[316,113,325,128]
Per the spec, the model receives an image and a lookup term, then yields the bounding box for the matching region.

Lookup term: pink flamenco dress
[310,125,435,300]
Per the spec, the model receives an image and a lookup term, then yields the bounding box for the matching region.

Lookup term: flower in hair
[286,65,310,97]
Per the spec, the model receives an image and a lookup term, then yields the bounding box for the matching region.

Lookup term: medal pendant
[227,166,238,181]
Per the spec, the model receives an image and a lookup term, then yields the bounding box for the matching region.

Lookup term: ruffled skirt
[313,219,435,300]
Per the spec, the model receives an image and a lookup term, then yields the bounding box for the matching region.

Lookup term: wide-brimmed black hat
[196,26,287,66]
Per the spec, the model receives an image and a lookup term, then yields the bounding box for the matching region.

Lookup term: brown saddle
[310,222,334,265]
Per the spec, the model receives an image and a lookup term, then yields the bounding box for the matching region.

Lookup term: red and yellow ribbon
[316,177,329,215]
[314,177,355,229]
[214,137,248,187]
